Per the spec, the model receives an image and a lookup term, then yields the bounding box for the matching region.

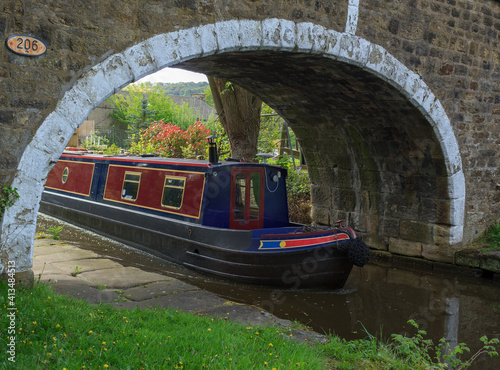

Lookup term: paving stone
[78,266,169,289]
[141,290,228,312]
[122,280,200,301]
[50,258,124,275]
[33,245,100,262]
[38,274,98,287]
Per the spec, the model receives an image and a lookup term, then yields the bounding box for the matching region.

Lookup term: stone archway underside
[1,19,465,275]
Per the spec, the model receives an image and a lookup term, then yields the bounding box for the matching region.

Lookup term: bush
[487,221,500,250]
[137,120,210,158]
[286,166,312,224]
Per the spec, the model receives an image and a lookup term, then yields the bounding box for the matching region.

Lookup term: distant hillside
[157,81,209,96]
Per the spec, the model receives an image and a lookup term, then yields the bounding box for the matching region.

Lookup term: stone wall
[0,0,499,279]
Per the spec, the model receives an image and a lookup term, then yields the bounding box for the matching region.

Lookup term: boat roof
[60,151,283,170]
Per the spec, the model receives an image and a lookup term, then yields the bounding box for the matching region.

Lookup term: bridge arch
[1,19,465,274]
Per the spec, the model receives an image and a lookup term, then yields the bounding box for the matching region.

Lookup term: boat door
[230,167,265,230]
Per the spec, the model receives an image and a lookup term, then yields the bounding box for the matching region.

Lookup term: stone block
[337,34,372,67]
[101,53,134,92]
[197,23,218,56]
[454,248,481,268]
[388,238,422,257]
[239,20,262,51]
[421,244,455,264]
[123,42,158,81]
[176,27,204,62]
[400,220,434,244]
[363,235,388,251]
[72,66,113,107]
[448,225,464,245]
[55,86,95,131]
[480,251,500,273]
[295,22,315,52]
[262,18,295,51]
[215,20,241,52]
[147,32,181,68]
[31,112,75,156]
[322,29,342,56]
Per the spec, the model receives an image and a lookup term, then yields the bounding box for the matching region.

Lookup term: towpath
[32,237,326,344]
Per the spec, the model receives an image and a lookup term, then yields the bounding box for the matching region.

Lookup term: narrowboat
[40,143,370,289]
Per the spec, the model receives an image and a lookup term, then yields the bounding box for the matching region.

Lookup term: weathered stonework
[0,1,499,278]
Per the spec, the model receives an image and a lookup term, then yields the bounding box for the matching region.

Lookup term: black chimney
[206,134,219,164]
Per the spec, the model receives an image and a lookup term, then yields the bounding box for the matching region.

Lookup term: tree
[207,77,262,161]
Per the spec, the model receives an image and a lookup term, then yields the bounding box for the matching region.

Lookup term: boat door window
[234,174,246,221]
[121,172,141,201]
[162,176,186,209]
[230,168,264,229]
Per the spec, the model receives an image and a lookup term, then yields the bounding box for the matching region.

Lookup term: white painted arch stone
[0,19,465,274]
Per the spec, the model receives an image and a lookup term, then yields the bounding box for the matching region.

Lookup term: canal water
[37,214,500,369]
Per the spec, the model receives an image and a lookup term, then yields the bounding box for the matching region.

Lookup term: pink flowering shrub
[140,119,210,158]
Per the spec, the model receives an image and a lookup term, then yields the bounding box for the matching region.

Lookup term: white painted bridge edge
[1,18,465,273]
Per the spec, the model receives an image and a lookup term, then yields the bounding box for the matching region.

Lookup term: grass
[1,282,497,369]
[485,221,500,251]
[1,282,328,369]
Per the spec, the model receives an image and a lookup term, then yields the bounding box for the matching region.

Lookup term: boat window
[62,167,69,184]
[162,176,186,209]
[234,174,246,220]
[121,172,141,201]
[249,172,261,220]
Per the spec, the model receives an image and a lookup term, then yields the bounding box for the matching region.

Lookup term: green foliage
[324,320,499,370]
[486,221,500,250]
[268,153,312,224]
[286,167,313,224]
[71,265,83,277]
[258,104,283,155]
[107,84,201,148]
[390,320,498,369]
[204,119,231,159]
[0,185,19,217]
[203,85,214,109]
[48,226,63,240]
[102,143,121,155]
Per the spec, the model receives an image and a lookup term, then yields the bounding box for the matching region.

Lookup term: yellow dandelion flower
[88,331,92,334]
[269,343,273,347]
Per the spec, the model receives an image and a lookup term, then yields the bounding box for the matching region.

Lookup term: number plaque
[5,35,47,57]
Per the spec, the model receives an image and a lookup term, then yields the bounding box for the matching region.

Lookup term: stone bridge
[1,0,499,282]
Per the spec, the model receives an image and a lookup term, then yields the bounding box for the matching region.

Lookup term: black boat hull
[40,191,355,289]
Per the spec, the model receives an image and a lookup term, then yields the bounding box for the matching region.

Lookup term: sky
[135,67,208,84]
